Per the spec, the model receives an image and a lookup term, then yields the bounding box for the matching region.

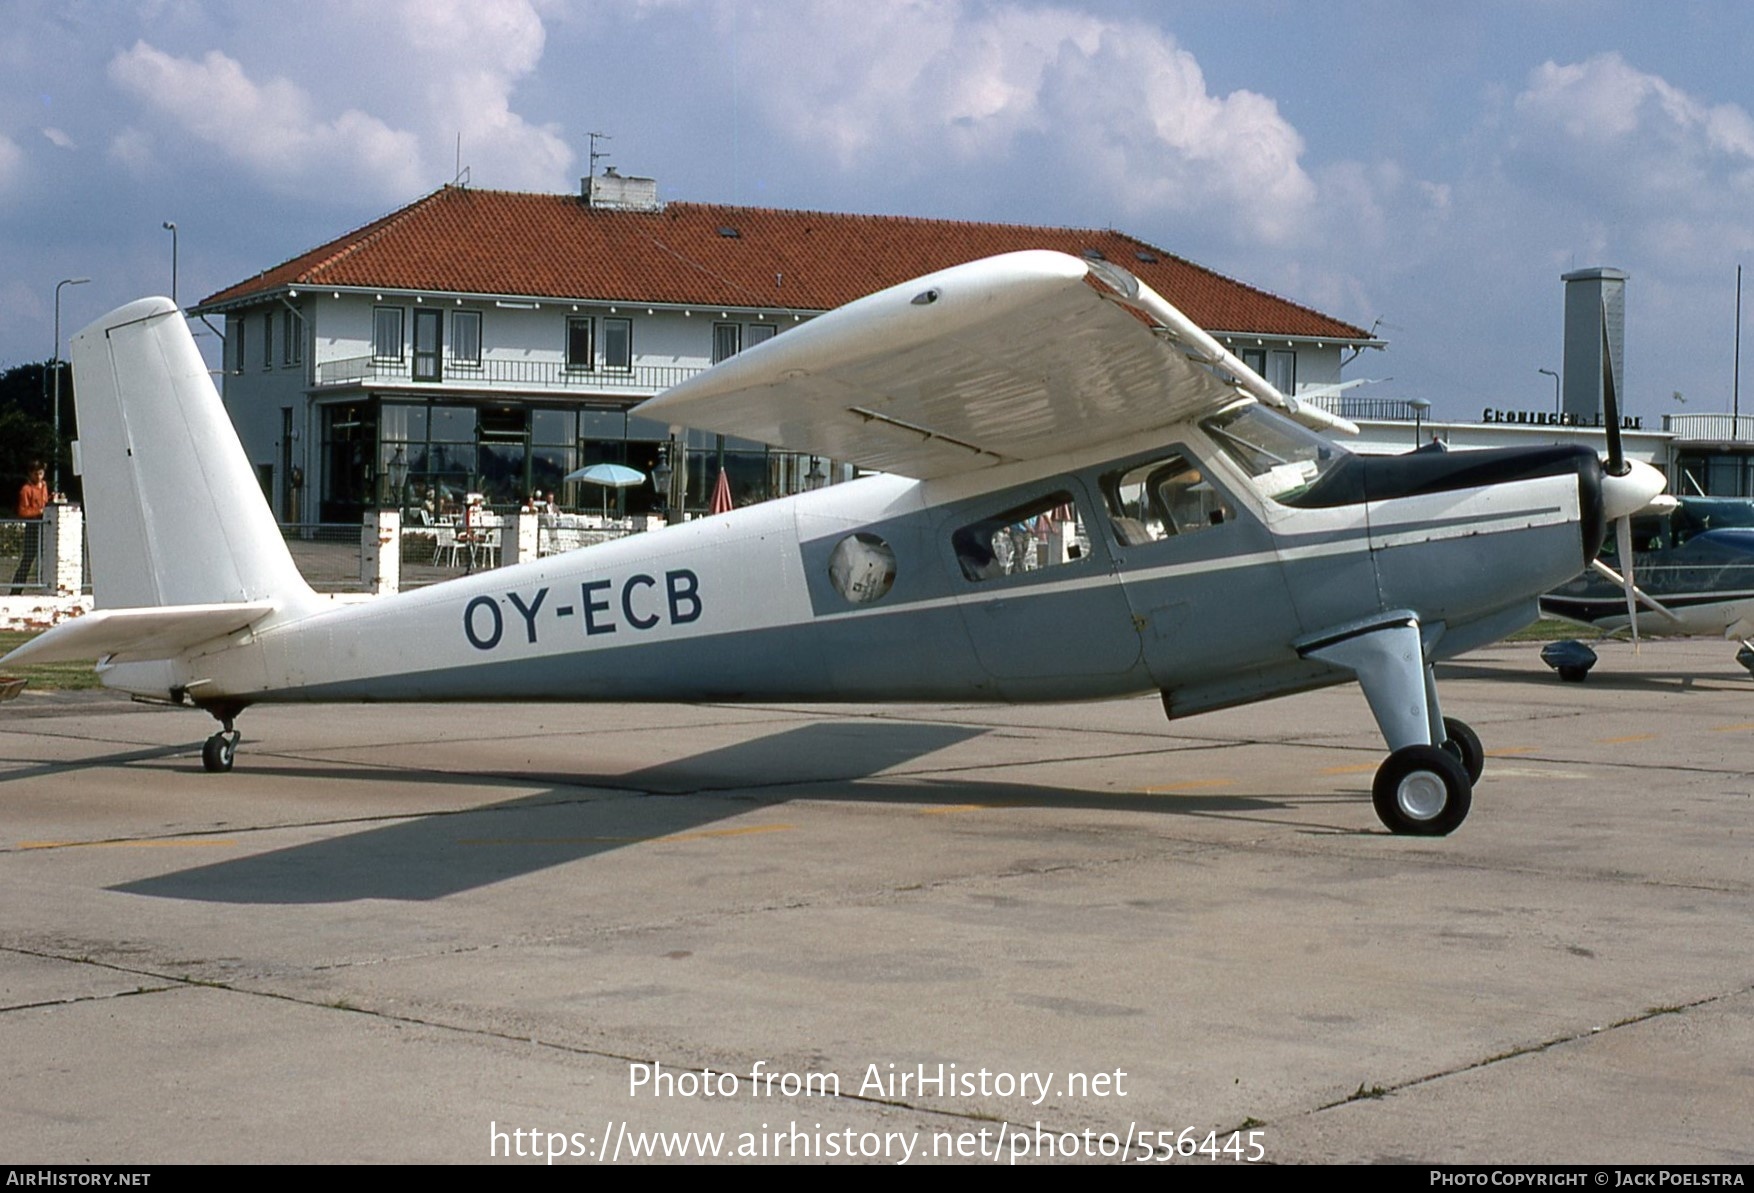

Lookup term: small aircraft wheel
[1557,664,1589,683]
[1440,716,1485,784]
[1372,745,1472,836]
[202,731,237,773]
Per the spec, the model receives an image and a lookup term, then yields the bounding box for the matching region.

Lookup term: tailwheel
[202,730,239,773]
[1372,745,1472,836]
[1440,716,1484,784]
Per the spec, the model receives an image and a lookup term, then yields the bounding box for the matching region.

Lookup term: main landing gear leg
[200,705,244,774]
[1299,612,1478,836]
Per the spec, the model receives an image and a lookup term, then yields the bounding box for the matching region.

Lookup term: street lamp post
[1409,397,1432,448]
[162,222,178,306]
[52,276,91,495]
[1538,367,1560,416]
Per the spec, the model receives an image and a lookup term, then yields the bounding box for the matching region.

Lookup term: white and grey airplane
[3,251,1663,835]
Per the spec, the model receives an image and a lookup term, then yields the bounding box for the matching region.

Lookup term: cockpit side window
[1101,453,1233,546]
[952,491,1087,582]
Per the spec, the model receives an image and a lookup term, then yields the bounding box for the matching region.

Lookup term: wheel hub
[1396,770,1448,821]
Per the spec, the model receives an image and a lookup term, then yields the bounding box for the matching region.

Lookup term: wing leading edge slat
[636,251,1353,480]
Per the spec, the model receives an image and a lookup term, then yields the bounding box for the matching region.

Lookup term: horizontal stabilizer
[0,603,275,666]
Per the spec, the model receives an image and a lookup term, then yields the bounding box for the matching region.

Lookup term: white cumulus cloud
[107,41,426,200]
[726,2,1318,243]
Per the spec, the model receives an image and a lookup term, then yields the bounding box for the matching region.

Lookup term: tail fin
[69,297,313,610]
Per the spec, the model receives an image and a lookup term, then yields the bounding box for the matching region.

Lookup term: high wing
[637,250,1357,481]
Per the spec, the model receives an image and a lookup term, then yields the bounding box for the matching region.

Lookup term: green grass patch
[1505,619,1607,643]
[0,630,104,691]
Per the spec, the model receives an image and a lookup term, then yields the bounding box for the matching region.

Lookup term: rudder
[69,297,313,610]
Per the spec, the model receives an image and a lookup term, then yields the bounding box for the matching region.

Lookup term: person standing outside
[9,461,49,594]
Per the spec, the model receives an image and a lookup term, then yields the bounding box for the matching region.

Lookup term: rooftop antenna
[589,131,612,177]
[452,133,469,188]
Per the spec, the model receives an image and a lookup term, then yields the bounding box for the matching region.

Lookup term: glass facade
[321,396,818,523]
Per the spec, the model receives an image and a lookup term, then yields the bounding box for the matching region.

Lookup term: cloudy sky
[2,0,1752,423]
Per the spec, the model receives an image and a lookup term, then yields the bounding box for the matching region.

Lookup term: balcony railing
[1664,413,1754,441]
[1302,394,1428,421]
[313,355,707,394]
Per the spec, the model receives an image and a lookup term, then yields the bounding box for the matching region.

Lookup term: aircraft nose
[1600,459,1667,522]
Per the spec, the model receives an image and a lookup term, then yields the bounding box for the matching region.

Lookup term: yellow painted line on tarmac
[1709,722,1754,733]
[1321,763,1379,775]
[920,802,1024,815]
[1141,779,1235,794]
[461,824,795,846]
[18,838,237,851]
[1597,733,1657,744]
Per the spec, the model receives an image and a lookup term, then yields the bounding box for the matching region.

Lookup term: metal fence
[1664,413,1754,441]
[2,510,661,604]
[0,517,43,593]
[281,523,373,592]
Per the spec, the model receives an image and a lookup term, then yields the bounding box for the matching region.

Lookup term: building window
[1268,350,1296,396]
[747,323,777,348]
[567,317,594,371]
[603,317,632,371]
[263,310,274,369]
[713,322,742,364]
[452,310,482,366]
[232,317,246,373]
[283,308,303,366]
[373,307,404,361]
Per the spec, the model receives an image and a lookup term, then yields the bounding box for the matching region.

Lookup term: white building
[191,177,1382,525]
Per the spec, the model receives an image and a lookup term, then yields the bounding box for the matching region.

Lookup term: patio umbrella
[709,468,733,516]
[564,462,646,518]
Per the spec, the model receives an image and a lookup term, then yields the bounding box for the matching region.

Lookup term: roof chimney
[583,168,661,212]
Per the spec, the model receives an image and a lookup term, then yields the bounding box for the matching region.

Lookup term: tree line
[0,362,81,505]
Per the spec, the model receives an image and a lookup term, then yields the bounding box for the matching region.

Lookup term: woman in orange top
[9,461,49,593]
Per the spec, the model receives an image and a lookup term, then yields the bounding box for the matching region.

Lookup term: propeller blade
[1616,515,1639,649]
[1601,300,1626,477]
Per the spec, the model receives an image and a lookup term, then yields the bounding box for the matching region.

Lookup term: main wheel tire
[202,732,236,773]
[1440,716,1485,784]
[1372,744,1472,836]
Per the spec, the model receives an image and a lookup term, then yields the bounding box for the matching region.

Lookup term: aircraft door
[1098,448,1300,687]
[945,483,1143,694]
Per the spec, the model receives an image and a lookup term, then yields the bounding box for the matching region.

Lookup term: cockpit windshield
[1200,402,1350,503]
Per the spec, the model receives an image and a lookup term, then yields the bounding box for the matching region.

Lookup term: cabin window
[1202,403,1347,503]
[1101,453,1232,545]
[828,533,896,604]
[952,491,1086,582]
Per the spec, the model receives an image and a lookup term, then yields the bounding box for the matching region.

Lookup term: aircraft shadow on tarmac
[1436,659,1749,693]
[109,720,1330,905]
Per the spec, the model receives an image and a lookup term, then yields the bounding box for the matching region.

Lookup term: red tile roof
[198,186,1371,340]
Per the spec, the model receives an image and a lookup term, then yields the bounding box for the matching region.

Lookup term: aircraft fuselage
[108,419,1604,721]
